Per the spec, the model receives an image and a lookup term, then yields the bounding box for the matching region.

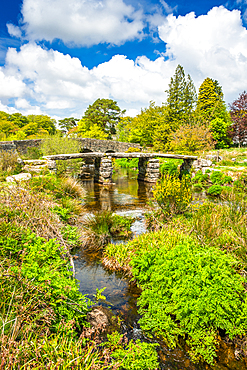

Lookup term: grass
[81,210,135,250]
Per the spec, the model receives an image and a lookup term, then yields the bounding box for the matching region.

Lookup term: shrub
[0,150,21,179]
[210,171,233,186]
[131,232,247,364]
[0,225,89,331]
[114,158,139,169]
[153,175,192,217]
[207,184,223,196]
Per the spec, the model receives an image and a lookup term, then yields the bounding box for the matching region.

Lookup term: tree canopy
[229,91,247,146]
[165,65,197,129]
[79,98,124,139]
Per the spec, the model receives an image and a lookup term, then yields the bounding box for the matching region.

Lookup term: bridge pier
[138,158,160,183]
[94,156,113,184]
[179,158,194,177]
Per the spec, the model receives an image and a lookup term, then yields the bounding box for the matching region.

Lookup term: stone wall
[0,138,141,155]
[76,138,141,153]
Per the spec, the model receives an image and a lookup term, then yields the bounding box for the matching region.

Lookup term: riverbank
[2,147,247,369]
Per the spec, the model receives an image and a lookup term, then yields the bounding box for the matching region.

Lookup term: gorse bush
[153,174,192,217]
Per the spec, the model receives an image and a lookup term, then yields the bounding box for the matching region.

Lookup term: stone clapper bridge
[43,152,197,184]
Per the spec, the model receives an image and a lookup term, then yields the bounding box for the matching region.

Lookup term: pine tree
[166,65,197,129]
[196,78,231,148]
[196,78,228,121]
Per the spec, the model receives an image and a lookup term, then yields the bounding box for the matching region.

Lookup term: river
[74,168,246,370]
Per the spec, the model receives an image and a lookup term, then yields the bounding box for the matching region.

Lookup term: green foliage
[41,134,82,175]
[77,119,108,140]
[58,117,79,133]
[206,184,223,196]
[210,171,233,185]
[159,161,180,177]
[192,170,209,185]
[114,158,139,169]
[79,98,124,139]
[130,232,247,364]
[168,123,213,154]
[209,117,231,149]
[165,65,197,129]
[153,175,192,217]
[127,101,171,150]
[107,332,159,370]
[0,225,89,330]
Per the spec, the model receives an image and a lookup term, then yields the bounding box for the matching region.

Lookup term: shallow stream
[74,169,246,370]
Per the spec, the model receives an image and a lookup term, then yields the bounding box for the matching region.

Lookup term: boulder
[6,173,32,182]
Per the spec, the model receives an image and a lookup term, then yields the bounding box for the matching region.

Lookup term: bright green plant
[207,184,223,196]
[210,171,232,185]
[114,158,139,169]
[130,233,247,364]
[106,332,159,370]
[0,225,90,331]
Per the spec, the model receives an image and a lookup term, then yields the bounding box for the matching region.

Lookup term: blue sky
[0,0,247,120]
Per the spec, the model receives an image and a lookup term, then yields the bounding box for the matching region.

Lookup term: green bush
[130,232,247,364]
[210,171,232,185]
[0,225,89,330]
[207,184,223,196]
[192,170,209,185]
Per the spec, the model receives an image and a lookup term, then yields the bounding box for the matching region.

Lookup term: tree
[9,113,29,128]
[196,78,231,148]
[196,78,228,122]
[209,118,231,149]
[82,98,124,138]
[166,65,197,128]
[58,117,79,134]
[128,102,171,150]
[229,91,247,146]
[77,119,107,140]
[168,123,213,154]
[116,116,133,142]
[27,115,57,135]
[0,120,18,137]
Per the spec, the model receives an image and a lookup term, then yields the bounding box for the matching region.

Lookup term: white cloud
[3,43,173,115]
[0,68,27,99]
[21,0,144,46]
[7,24,22,38]
[158,6,247,100]
[1,6,247,117]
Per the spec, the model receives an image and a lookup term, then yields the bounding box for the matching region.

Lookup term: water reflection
[80,168,153,212]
